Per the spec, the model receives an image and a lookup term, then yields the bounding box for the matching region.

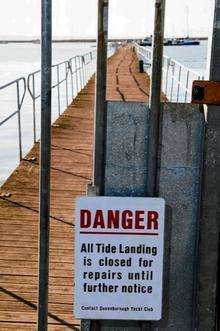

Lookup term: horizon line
[0,36,208,43]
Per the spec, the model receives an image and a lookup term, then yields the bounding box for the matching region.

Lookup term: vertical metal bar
[87,54,90,79]
[147,0,166,197]
[79,57,83,88]
[82,56,86,86]
[84,55,87,83]
[85,55,87,82]
[176,66,182,102]
[184,70,190,102]
[70,60,74,99]
[93,0,109,194]
[57,66,61,116]
[88,55,90,80]
[92,52,94,77]
[82,56,85,86]
[165,58,169,97]
[88,54,91,79]
[92,52,95,77]
[78,56,82,90]
[86,57,88,82]
[16,82,22,161]
[89,53,91,78]
[37,0,52,330]
[89,52,92,78]
[65,62,69,107]
[87,54,89,81]
[161,57,165,93]
[75,57,79,94]
[196,0,220,329]
[170,62,175,101]
[32,76,37,142]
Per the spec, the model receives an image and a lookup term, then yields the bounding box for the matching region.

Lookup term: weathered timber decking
[0,46,151,330]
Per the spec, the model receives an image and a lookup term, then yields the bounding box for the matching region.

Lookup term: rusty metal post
[147,0,166,197]
[196,0,220,329]
[81,2,109,331]
[37,0,52,330]
[146,2,166,328]
[92,0,109,195]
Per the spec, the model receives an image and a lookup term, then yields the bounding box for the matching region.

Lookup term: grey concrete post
[38,0,52,330]
[104,101,151,331]
[104,102,204,330]
[147,0,166,197]
[196,0,220,329]
[93,0,109,195]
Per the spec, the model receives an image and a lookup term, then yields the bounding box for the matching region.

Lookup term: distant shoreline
[0,37,208,44]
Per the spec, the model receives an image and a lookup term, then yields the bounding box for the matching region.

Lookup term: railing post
[65,62,69,107]
[78,56,82,91]
[32,76,37,142]
[82,56,86,85]
[37,0,52,330]
[57,66,61,115]
[69,60,74,99]
[16,82,23,161]
[92,0,109,195]
[164,58,169,96]
[176,66,182,102]
[75,57,79,94]
[184,70,190,102]
[147,0,166,197]
[169,62,175,101]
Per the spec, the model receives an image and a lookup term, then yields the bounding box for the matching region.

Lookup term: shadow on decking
[0,286,79,330]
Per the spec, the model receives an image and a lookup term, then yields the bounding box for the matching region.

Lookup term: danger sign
[74,197,165,321]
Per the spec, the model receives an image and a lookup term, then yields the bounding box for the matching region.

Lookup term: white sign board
[74,197,165,321]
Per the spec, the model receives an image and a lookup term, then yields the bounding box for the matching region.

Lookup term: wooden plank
[0,311,79,325]
[0,275,72,286]
[0,292,75,304]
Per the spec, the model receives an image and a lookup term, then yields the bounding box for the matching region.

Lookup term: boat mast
[186,5,190,38]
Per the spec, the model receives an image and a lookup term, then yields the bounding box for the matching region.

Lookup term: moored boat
[139,37,200,47]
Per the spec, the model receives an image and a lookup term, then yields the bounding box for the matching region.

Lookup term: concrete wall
[156,103,205,330]
[104,101,205,330]
[105,101,149,197]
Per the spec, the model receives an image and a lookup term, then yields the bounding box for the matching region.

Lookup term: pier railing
[27,50,97,143]
[135,43,204,102]
[0,45,119,182]
[0,50,97,182]
[0,77,26,161]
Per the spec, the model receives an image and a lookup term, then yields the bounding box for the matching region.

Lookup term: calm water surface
[164,40,208,75]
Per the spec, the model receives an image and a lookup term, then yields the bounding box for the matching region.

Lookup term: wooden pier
[0,46,151,330]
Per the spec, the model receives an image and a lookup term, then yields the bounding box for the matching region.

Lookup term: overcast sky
[0,0,214,38]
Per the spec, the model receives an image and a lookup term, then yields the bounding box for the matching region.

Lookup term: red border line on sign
[80,231,159,236]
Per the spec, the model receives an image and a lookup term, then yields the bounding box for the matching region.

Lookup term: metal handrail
[0,46,114,179]
[0,77,26,160]
[135,43,204,102]
[27,50,97,143]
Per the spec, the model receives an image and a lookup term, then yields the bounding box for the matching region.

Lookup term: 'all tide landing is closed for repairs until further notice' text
[74,197,165,321]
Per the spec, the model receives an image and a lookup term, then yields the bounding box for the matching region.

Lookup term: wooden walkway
[0,46,150,330]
